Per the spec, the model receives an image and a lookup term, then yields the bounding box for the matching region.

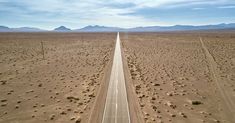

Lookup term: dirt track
[200,37,235,118]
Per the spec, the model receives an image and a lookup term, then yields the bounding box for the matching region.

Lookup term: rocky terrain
[0,33,115,123]
[0,32,234,123]
[121,32,235,123]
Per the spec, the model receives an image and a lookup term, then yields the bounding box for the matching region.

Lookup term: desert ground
[0,33,115,123]
[0,32,234,123]
[120,32,235,123]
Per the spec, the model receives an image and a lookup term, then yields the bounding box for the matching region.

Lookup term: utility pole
[41,41,45,59]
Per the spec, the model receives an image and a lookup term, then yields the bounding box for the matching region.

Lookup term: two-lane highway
[102,32,130,123]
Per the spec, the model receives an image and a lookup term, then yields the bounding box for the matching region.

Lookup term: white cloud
[115,0,233,8]
[192,7,205,10]
[218,5,235,9]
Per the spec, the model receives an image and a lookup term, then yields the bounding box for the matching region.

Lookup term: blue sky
[0,0,235,29]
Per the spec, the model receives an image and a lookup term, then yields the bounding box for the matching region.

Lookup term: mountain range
[1,23,235,32]
[0,26,44,32]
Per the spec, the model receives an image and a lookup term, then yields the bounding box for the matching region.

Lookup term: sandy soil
[0,32,115,123]
[121,32,235,123]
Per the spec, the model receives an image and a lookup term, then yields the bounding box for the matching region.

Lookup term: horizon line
[1,22,235,30]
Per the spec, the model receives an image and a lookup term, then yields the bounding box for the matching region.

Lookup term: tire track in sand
[200,37,235,122]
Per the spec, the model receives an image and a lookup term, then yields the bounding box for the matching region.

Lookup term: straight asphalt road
[102,32,130,123]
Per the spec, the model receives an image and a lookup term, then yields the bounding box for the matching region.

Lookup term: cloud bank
[0,0,235,29]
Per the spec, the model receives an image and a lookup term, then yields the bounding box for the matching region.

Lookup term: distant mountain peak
[0,26,10,29]
[75,25,123,32]
[54,26,71,31]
